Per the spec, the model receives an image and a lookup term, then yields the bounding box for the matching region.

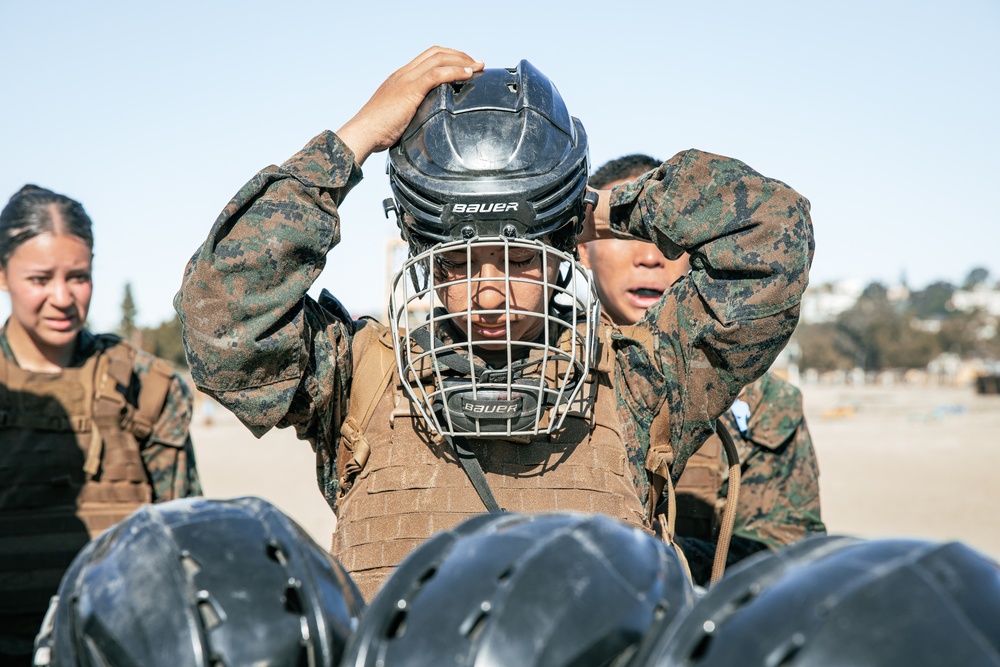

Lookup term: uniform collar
[0,321,96,368]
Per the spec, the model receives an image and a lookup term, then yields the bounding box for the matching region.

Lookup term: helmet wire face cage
[389,235,599,438]
[384,59,600,439]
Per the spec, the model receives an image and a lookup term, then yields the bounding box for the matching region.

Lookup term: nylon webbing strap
[127,357,174,440]
[447,435,504,514]
[410,328,506,512]
[409,328,479,376]
[408,327,535,382]
[711,417,742,586]
[339,329,397,489]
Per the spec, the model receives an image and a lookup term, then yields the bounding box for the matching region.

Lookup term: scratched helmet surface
[340,512,695,667]
[386,59,592,249]
[628,535,1000,667]
[384,60,600,439]
[36,497,364,667]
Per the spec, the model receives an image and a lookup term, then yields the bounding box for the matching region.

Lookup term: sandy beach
[191,383,1000,562]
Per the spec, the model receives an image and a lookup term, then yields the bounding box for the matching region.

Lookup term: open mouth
[625,287,665,310]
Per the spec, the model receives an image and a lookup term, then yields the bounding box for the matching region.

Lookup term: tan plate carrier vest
[331,325,651,600]
[0,338,173,644]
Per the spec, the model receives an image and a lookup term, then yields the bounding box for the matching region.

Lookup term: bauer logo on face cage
[389,234,600,439]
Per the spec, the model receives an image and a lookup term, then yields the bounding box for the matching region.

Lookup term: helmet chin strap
[408,324,539,379]
[408,328,506,512]
[448,434,505,514]
[408,325,548,514]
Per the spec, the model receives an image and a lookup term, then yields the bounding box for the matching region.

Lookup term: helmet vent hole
[266,540,289,565]
[497,566,514,583]
[689,632,714,660]
[417,566,438,585]
[773,633,806,666]
[506,83,518,94]
[450,81,466,94]
[732,587,758,609]
[197,596,223,631]
[283,580,304,614]
[180,551,201,578]
[459,608,490,640]
[386,609,408,639]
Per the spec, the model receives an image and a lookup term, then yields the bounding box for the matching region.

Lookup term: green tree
[909,281,955,319]
[963,266,990,290]
[118,282,137,343]
[794,323,854,372]
[834,282,940,371]
[938,309,1000,359]
[140,315,187,368]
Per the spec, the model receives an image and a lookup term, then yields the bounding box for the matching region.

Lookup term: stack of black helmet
[36,500,1000,667]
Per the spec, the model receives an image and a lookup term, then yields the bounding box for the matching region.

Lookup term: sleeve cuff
[280,130,364,194]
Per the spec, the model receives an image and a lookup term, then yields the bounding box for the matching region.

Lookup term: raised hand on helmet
[337,46,484,166]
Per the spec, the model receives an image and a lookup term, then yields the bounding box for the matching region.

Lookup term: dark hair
[589,154,661,190]
[0,185,94,267]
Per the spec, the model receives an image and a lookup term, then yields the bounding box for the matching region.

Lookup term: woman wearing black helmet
[176,46,814,599]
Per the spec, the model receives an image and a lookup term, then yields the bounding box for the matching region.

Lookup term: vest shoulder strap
[130,357,175,440]
[338,324,398,491]
[95,340,174,440]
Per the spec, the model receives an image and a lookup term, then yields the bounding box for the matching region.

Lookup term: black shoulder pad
[318,289,353,327]
[91,331,125,351]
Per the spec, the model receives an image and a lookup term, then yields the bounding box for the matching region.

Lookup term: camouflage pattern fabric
[0,327,202,501]
[174,130,813,517]
[718,372,825,549]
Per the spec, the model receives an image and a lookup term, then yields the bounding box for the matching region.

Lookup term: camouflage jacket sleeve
[721,373,826,549]
[174,130,361,500]
[609,150,814,479]
[132,350,203,501]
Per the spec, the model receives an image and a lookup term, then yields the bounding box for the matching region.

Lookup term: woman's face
[0,232,93,355]
[435,243,561,349]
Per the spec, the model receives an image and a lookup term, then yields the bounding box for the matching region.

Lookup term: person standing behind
[579,154,825,584]
[0,185,202,664]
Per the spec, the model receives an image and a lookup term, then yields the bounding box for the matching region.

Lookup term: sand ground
[191,383,1000,561]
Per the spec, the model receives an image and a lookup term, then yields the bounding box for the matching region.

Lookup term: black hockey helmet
[340,512,695,667]
[36,497,364,667]
[629,535,1000,667]
[385,59,594,252]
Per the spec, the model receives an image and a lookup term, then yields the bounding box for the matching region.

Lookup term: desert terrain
[191,382,1000,562]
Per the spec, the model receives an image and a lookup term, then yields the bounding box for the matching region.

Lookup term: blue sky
[1,1,997,331]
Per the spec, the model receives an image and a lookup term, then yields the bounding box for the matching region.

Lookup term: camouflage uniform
[721,372,825,548]
[175,131,813,580]
[674,371,825,583]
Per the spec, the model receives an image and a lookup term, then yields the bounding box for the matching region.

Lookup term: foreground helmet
[385,60,600,438]
[341,512,695,667]
[630,535,1000,667]
[35,497,364,667]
